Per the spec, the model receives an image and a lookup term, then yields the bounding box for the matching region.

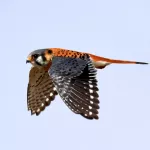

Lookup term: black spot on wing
[49,55,100,120]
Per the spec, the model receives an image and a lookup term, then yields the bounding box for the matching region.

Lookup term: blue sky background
[0,0,150,150]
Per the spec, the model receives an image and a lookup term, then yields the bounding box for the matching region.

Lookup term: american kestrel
[26,48,148,119]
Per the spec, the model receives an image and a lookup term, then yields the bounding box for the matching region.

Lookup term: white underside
[92,60,111,68]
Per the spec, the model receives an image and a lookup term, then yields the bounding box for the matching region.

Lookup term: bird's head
[26,49,53,67]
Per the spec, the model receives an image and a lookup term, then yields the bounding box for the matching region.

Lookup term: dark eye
[33,54,38,58]
[47,49,52,54]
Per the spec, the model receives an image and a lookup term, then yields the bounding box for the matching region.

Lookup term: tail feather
[136,62,149,65]
[89,54,149,69]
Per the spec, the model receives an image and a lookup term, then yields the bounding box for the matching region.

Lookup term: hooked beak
[26,55,32,64]
[26,60,30,64]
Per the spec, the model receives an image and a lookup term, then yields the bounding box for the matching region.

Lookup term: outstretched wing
[49,55,100,119]
[27,67,57,115]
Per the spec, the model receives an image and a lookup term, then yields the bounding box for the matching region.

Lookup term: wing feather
[27,67,57,115]
[49,55,100,119]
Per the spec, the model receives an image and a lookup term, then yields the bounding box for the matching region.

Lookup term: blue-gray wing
[48,55,100,119]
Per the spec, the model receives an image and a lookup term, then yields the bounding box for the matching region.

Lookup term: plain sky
[0,0,150,150]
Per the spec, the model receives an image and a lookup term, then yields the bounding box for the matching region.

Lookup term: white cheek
[36,56,43,63]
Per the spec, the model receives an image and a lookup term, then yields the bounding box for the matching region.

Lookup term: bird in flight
[26,48,148,119]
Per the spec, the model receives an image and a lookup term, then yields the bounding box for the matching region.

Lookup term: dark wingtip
[136,62,149,65]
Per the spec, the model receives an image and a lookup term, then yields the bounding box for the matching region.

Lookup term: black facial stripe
[35,61,42,66]
[48,49,52,54]
[42,53,46,61]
